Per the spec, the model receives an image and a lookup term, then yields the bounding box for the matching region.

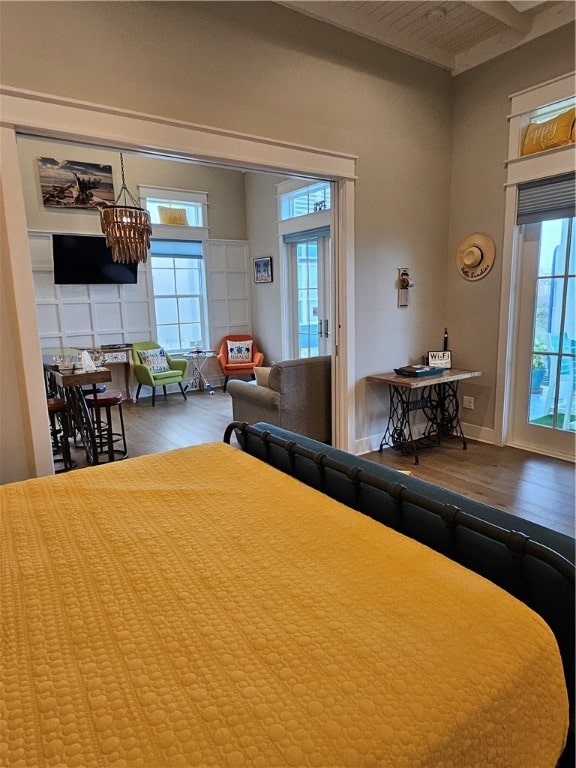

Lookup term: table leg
[379,385,425,464]
[126,355,136,403]
[378,384,444,464]
[185,355,215,394]
[66,385,99,465]
[434,381,468,448]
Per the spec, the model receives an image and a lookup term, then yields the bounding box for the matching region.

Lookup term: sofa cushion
[227,340,253,362]
[158,206,188,225]
[137,347,171,373]
[254,366,272,387]
[522,107,575,155]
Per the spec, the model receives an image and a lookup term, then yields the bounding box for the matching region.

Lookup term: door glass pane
[528,218,575,432]
[296,241,319,357]
[536,220,563,276]
[288,234,329,359]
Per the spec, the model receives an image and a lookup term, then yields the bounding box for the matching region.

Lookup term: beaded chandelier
[100,153,152,264]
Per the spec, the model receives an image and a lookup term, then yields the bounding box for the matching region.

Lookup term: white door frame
[0,86,357,476]
[495,72,575,460]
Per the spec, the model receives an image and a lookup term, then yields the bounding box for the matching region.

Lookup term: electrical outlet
[462,396,474,409]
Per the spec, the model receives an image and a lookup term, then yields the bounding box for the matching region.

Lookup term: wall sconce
[397,267,414,307]
[100,153,152,264]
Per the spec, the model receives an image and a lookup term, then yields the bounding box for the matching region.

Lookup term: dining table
[44,360,112,465]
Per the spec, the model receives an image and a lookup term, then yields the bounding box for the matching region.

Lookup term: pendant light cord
[113,153,141,208]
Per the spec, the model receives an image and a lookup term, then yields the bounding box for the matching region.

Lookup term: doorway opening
[1,87,356,478]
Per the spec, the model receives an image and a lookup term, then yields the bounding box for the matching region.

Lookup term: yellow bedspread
[1,443,568,768]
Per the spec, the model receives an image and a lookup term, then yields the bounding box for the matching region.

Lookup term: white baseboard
[508,439,576,463]
[354,423,497,457]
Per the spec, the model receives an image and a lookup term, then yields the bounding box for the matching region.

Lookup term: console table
[91,346,135,402]
[367,368,482,464]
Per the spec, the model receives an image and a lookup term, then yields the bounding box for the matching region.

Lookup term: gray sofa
[226,355,331,442]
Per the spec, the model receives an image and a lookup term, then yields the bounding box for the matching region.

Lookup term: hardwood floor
[68,388,235,467]
[67,389,575,537]
[362,440,575,538]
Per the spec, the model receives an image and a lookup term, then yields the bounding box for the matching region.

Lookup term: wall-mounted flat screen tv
[53,234,138,285]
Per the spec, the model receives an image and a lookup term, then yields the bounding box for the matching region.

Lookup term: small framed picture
[254,256,272,283]
[428,350,452,368]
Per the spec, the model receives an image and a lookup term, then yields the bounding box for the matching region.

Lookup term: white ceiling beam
[454,2,575,74]
[467,1,531,33]
[277,1,455,70]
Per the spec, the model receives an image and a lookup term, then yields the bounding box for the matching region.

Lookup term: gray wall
[244,172,287,364]
[0,1,454,445]
[18,136,247,240]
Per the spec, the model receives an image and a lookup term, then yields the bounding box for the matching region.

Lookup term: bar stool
[84,390,128,462]
[47,397,75,472]
[72,385,107,448]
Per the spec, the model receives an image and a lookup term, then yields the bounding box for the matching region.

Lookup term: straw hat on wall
[456,233,496,281]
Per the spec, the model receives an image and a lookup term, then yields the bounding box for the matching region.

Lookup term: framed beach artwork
[38,157,115,209]
[254,256,273,283]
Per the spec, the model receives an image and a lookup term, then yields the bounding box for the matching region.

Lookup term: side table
[181,350,217,394]
[367,368,482,464]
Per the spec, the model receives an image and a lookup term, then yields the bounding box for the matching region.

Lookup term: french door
[286,233,332,358]
[511,216,575,458]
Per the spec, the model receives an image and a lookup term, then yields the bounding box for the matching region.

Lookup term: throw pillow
[522,107,576,155]
[158,206,189,226]
[227,340,253,362]
[254,366,271,387]
[138,347,171,373]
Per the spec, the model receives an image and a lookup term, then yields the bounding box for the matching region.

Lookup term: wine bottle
[443,328,449,351]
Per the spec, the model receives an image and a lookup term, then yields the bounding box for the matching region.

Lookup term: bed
[1,422,573,768]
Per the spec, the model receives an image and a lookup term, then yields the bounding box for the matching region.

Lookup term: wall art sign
[38,157,115,209]
[428,350,452,369]
[253,256,273,283]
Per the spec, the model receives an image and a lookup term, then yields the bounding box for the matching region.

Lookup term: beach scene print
[38,157,115,209]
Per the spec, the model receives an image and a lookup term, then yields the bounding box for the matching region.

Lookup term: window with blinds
[150,240,208,352]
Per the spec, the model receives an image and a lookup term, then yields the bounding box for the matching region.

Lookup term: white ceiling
[276,1,575,75]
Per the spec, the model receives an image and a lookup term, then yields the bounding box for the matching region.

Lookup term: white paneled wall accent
[205,240,252,348]
[30,233,252,390]
[29,232,154,350]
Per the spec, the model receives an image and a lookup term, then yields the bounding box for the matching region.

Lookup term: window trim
[277,179,332,222]
[150,240,209,353]
[496,72,575,458]
[140,186,209,241]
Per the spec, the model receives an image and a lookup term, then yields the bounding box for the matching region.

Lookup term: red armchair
[217,335,264,392]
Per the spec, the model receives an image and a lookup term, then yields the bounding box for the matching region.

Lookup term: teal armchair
[132,342,188,406]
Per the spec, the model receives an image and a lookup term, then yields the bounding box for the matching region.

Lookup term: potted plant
[531,340,547,394]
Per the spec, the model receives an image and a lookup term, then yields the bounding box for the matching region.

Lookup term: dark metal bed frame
[225,420,575,766]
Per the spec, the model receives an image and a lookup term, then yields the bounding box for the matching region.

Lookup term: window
[150,240,207,352]
[141,187,210,352]
[146,197,204,227]
[280,181,331,221]
[140,186,209,240]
